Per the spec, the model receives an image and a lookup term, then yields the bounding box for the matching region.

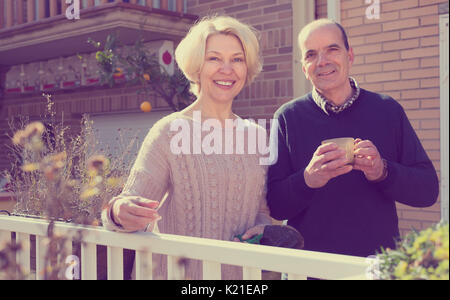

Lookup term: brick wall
[337,0,446,235]
[186,0,295,121]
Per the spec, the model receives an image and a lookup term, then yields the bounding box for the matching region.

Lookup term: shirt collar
[312,77,360,115]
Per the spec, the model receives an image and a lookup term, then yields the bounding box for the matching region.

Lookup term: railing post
[0,0,4,29]
[135,250,153,280]
[61,0,69,16]
[86,0,95,8]
[144,0,152,8]
[243,266,261,280]
[107,246,124,280]
[160,0,168,10]
[100,0,108,4]
[0,230,11,247]
[38,0,45,20]
[288,273,307,280]
[167,255,185,280]
[17,0,24,25]
[176,0,183,13]
[202,260,221,280]
[5,0,13,28]
[35,235,46,280]
[16,233,31,278]
[81,242,97,280]
[27,0,35,22]
[49,0,57,16]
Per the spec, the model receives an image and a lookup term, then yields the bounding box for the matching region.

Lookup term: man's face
[300,24,354,96]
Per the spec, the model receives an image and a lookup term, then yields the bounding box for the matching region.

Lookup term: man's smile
[317,70,336,77]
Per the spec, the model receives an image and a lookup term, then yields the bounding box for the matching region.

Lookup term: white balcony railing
[0,215,373,280]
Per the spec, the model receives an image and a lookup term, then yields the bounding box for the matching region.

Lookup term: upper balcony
[0,0,198,66]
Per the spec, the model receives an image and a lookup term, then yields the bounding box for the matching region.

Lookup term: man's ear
[348,47,355,67]
[301,63,309,80]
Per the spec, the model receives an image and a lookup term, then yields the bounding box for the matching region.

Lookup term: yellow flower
[435,247,449,260]
[394,261,408,278]
[106,177,122,188]
[80,187,100,200]
[430,230,441,244]
[12,122,45,151]
[21,163,40,172]
[87,155,110,174]
[143,73,150,81]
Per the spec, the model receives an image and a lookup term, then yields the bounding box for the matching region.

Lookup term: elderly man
[267,19,439,257]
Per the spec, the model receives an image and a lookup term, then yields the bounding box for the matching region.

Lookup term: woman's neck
[182,98,237,124]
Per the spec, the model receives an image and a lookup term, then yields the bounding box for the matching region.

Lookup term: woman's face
[198,33,248,104]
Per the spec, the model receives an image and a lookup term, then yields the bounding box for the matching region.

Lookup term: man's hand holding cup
[304,138,354,189]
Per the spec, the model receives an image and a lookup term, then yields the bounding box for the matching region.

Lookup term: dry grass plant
[0,93,143,279]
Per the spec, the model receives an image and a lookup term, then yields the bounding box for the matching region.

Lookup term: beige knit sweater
[102,112,271,279]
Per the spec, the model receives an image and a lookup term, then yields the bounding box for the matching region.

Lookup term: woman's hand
[111,196,161,232]
[233,224,266,242]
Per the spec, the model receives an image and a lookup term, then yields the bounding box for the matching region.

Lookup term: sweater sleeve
[266,111,316,220]
[255,170,273,226]
[372,103,439,208]
[102,120,171,232]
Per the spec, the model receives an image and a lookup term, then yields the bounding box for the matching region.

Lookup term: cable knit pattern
[102,112,271,279]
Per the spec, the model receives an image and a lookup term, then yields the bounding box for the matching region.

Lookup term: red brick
[421,99,441,109]
[421,15,440,26]
[365,51,400,63]
[383,79,420,91]
[382,59,419,72]
[401,46,439,59]
[401,88,440,99]
[353,43,382,54]
[401,25,438,39]
[382,0,419,12]
[350,63,382,75]
[421,119,440,129]
[419,0,448,5]
[383,18,420,32]
[405,109,440,120]
[400,4,437,18]
[416,129,440,140]
[420,78,440,88]
[347,23,382,36]
[420,36,439,47]
[420,57,439,67]
[401,67,439,79]
[366,31,400,43]
[383,38,419,51]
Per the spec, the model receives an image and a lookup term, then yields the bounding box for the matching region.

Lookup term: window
[89,111,170,168]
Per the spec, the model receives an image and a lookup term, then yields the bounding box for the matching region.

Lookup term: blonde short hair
[175,15,262,97]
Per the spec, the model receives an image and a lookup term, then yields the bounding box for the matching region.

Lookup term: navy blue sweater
[267,89,439,257]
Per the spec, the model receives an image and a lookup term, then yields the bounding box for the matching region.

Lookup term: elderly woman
[102,16,271,279]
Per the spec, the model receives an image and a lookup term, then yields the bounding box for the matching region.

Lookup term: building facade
[0,0,448,235]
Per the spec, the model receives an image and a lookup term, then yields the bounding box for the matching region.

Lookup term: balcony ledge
[0,2,198,66]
